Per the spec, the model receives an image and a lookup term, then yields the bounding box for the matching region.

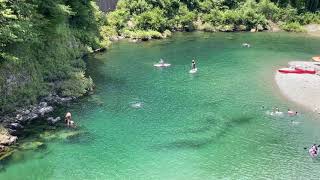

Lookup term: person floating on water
[287,109,298,116]
[191,59,196,70]
[311,144,318,155]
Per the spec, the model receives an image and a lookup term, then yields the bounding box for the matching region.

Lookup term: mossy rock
[20,141,45,151]
[57,131,82,140]
[0,148,15,161]
[39,130,82,141]
[39,131,58,141]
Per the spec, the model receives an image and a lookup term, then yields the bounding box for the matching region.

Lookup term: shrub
[280,22,306,32]
[60,71,93,97]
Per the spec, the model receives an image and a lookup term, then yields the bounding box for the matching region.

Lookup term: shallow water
[2,32,320,179]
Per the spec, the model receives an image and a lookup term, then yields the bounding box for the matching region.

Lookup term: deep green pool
[2,32,320,179]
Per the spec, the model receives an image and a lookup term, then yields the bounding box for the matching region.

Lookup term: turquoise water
[2,32,320,179]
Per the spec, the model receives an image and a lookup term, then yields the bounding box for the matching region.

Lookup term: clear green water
[2,32,320,179]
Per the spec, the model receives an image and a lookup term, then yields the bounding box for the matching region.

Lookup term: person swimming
[191,59,196,69]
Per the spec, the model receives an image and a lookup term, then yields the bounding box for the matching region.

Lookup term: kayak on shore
[278,67,316,74]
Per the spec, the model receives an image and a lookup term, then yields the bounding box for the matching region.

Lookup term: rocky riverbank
[0,93,76,159]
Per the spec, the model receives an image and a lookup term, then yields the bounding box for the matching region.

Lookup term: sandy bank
[275,61,320,112]
[304,24,320,37]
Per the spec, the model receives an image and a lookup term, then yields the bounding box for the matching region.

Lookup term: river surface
[1,32,320,179]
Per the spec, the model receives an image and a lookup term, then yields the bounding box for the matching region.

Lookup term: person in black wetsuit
[191,59,196,69]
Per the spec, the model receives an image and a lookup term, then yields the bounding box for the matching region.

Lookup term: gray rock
[257,24,264,31]
[28,113,39,120]
[39,102,47,107]
[22,110,30,115]
[47,117,61,125]
[10,123,23,130]
[38,106,53,116]
[16,114,23,121]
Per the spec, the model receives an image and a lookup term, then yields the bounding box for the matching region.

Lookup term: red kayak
[294,67,316,74]
[278,68,303,74]
[278,67,316,74]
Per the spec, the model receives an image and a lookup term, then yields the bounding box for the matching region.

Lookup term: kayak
[189,68,197,74]
[278,67,316,74]
[295,67,316,74]
[278,68,303,74]
[312,56,320,62]
[154,63,171,67]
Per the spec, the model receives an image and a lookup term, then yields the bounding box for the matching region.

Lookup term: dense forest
[0,0,320,113]
[102,0,320,40]
[0,0,106,113]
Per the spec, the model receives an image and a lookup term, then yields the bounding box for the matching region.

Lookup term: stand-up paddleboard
[153,63,171,67]
[189,68,197,74]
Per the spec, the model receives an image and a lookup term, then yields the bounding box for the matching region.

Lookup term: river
[1,32,320,179]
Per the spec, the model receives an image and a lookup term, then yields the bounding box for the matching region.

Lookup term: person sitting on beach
[191,59,196,69]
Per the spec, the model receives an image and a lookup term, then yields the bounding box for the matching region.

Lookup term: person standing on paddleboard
[191,59,196,69]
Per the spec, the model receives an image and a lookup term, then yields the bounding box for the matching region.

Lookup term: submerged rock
[20,141,45,151]
[39,130,82,141]
[0,147,15,161]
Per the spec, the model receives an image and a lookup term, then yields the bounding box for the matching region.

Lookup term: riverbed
[1,32,320,179]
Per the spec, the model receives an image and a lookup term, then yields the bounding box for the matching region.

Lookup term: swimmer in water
[287,109,294,116]
[191,59,196,70]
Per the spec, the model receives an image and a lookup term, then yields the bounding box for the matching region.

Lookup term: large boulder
[9,123,24,130]
[0,127,17,145]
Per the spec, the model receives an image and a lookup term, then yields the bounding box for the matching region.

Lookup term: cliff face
[96,0,118,12]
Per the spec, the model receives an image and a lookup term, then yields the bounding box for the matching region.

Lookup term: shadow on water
[85,55,129,91]
[152,115,254,150]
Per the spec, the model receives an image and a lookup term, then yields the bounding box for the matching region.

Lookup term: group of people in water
[157,58,197,71]
[271,107,298,116]
[266,106,320,158]
[264,106,299,117]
